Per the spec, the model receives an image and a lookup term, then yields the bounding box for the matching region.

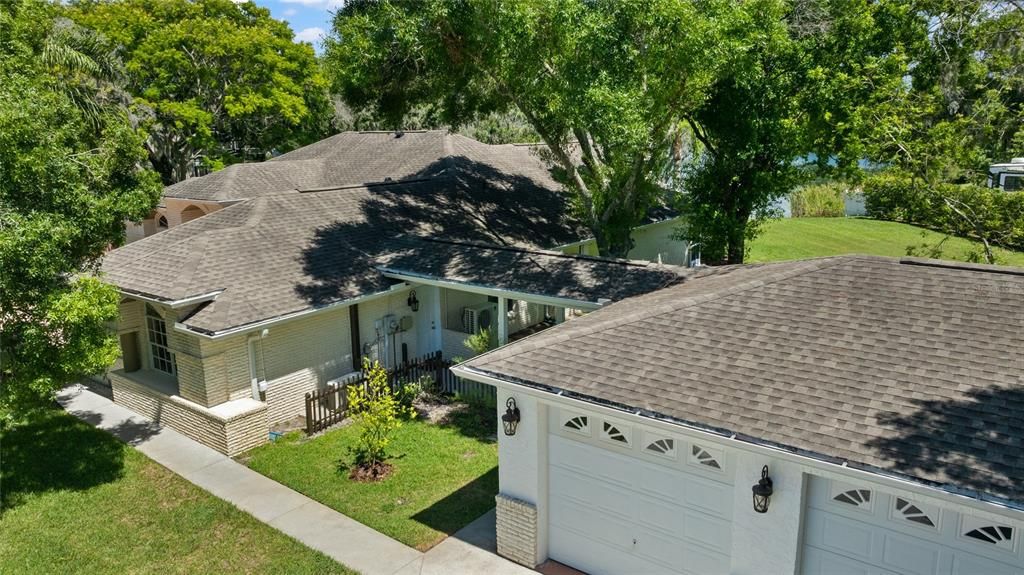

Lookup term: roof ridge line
[418,237,661,268]
[468,257,853,367]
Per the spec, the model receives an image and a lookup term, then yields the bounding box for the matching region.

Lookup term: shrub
[864,170,1024,261]
[931,183,1024,253]
[346,358,415,477]
[863,172,930,222]
[790,183,846,217]
[464,328,495,356]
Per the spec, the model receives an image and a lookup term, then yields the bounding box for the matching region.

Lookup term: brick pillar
[495,493,539,567]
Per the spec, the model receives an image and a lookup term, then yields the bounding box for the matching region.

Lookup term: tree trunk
[594,226,635,259]
[725,202,751,265]
[726,227,746,264]
[148,151,177,186]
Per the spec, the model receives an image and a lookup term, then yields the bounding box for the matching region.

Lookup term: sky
[246,0,340,53]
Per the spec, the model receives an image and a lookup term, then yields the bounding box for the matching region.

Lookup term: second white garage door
[547,411,734,575]
[801,476,1024,575]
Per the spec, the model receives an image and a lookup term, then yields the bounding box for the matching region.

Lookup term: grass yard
[0,409,355,575]
[242,405,498,551]
[747,217,1024,266]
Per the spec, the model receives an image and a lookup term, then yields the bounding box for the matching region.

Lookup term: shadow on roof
[867,384,1024,502]
[294,156,584,306]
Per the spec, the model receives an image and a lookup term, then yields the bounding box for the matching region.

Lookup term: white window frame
[145,306,175,375]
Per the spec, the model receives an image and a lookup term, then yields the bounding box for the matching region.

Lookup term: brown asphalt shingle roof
[162,130,562,203]
[463,256,1024,505]
[377,239,687,304]
[105,173,589,334]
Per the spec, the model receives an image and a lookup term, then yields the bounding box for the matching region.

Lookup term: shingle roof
[377,239,687,305]
[463,256,1024,504]
[103,172,595,334]
[162,130,561,203]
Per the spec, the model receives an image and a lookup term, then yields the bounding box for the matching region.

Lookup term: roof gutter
[171,282,412,340]
[377,268,605,311]
[120,288,223,310]
[451,364,1024,521]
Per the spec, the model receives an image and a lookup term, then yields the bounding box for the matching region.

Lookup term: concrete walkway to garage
[57,384,535,575]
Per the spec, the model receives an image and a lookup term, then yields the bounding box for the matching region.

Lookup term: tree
[345,359,415,480]
[867,1,1023,186]
[680,0,916,264]
[69,0,334,184]
[861,1,1024,263]
[325,0,728,257]
[0,0,163,420]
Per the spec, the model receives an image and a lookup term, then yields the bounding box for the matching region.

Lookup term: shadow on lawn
[411,466,499,537]
[0,410,127,512]
[438,400,498,442]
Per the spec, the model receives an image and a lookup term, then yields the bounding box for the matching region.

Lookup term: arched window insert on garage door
[562,415,589,436]
[893,497,937,528]
[600,421,630,445]
[644,437,676,458]
[833,488,872,508]
[961,515,1016,551]
[690,444,722,469]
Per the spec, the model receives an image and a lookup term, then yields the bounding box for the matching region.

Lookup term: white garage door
[547,410,733,575]
[801,476,1024,575]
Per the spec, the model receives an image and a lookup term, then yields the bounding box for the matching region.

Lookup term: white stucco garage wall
[729,451,806,575]
[478,379,1024,575]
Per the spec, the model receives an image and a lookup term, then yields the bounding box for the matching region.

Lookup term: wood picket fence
[304,351,495,435]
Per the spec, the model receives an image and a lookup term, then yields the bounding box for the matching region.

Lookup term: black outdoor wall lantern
[407,290,420,312]
[501,397,521,436]
[752,465,774,513]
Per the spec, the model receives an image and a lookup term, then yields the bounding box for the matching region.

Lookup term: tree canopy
[0,0,162,419]
[681,0,917,263]
[69,0,334,184]
[867,0,1024,185]
[325,0,921,262]
[326,0,729,257]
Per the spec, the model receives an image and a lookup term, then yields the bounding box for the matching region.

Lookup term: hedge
[863,173,1024,251]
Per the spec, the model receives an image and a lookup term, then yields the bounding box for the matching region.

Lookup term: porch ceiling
[376,238,687,308]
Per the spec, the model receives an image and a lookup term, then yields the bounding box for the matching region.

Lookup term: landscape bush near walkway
[345,359,416,481]
[244,402,499,550]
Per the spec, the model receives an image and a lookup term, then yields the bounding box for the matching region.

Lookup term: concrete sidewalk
[57,384,534,575]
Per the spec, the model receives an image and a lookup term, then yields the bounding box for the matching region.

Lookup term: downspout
[349,304,361,371]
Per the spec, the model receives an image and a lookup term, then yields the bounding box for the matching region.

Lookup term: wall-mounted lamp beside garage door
[501,397,521,436]
[752,465,774,513]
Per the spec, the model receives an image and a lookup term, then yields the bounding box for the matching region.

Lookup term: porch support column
[497,296,509,346]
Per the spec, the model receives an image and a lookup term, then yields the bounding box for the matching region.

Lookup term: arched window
[146,305,175,375]
[158,216,168,229]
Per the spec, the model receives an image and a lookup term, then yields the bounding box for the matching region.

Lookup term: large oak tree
[326,0,729,257]
[326,0,913,262]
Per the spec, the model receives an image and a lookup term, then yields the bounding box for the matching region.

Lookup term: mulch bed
[349,461,394,482]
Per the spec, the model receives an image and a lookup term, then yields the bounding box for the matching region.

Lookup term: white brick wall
[118,299,144,332]
[495,493,539,567]
[111,370,268,456]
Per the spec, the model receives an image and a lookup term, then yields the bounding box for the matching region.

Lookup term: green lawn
[242,406,498,551]
[747,217,1024,266]
[0,409,355,575]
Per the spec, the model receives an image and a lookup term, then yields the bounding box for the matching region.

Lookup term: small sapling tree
[345,358,415,481]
